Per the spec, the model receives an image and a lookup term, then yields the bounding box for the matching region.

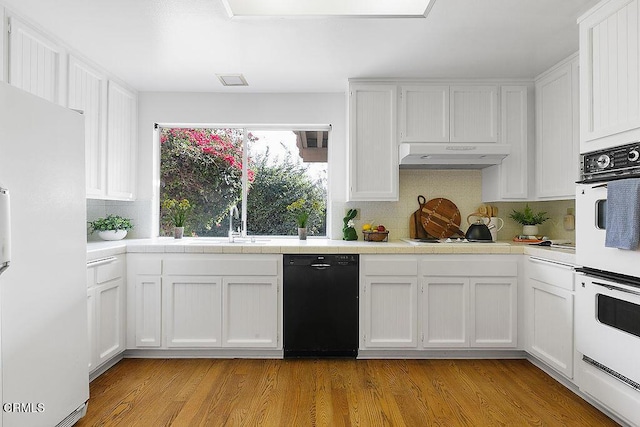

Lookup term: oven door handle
[592,281,640,297]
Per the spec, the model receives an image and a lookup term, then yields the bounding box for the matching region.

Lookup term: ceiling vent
[216,74,248,87]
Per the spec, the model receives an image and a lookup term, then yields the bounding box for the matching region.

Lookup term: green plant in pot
[509,204,549,237]
[162,198,192,239]
[88,215,133,241]
[286,198,320,240]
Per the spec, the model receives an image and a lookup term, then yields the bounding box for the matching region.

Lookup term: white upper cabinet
[106,81,137,200]
[68,55,107,197]
[482,85,531,202]
[0,7,6,83]
[579,0,640,152]
[450,86,498,143]
[348,83,398,201]
[7,16,66,105]
[399,84,498,143]
[4,10,137,200]
[535,54,580,199]
[400,85,449,142]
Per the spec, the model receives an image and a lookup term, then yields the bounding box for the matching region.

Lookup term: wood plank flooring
[76,358,618,426]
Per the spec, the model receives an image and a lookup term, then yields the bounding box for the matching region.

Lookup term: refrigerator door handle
[0,186,11,274]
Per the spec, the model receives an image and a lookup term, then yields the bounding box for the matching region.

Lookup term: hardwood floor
[76,358,618,426]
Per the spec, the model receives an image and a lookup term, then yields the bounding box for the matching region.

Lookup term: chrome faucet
[228,205,241,242]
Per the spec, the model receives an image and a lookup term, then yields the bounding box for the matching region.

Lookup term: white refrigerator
[0,82,89,426]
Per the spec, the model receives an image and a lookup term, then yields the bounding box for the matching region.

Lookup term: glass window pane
[246,130,327,237]
[159,127,244,237]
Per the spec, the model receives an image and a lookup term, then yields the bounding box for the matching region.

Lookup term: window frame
[153,122,332,238]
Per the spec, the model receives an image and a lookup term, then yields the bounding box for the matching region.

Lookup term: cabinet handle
[529,257,575,270]
[86,256,118,267]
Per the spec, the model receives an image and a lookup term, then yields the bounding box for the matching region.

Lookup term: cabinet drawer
[362,257,418,276]
[164,256,279,276]
[96,258,123,284]
[528,257,574,291]
[421,260,517,277]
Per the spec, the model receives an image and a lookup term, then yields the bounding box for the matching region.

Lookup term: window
[158,125,328,238]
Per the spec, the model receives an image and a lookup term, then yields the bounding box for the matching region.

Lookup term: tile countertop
[87,238,576,265]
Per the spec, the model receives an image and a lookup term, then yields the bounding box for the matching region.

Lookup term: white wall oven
[576,141,640,425]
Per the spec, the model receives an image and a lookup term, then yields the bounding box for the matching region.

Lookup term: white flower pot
[98,230,127,241]
[522,225,539,236]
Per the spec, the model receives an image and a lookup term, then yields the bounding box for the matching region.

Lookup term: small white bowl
[98,230,128,241]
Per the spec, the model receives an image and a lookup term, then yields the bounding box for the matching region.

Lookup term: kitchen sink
[182,237,270,245]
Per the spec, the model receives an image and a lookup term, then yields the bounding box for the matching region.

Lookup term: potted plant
[162,198,192,239]
[509,204,550,236]
[286,198,319,240]
[88,215,133,241]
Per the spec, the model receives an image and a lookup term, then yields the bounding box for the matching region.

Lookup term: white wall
[136,92,346,238]
[135,92,575,243]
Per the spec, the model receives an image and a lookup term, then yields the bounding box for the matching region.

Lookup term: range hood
[398,143,510,169]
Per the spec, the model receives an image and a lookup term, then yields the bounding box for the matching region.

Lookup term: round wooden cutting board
[420,198,464,238]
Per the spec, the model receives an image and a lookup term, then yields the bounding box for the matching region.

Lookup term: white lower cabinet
[361,256,419,348]
[363,276,418,348]
[526,256,575,378]
[422,277,469,347]
[127,254,281,351]
[86,287,95,372]
[222,276,279,347]
[165,276,221,348]
[361,255,518,351]
[87,255,126,374]
[422,275,517,348]
[470,278,518,347]
[128,257,163,348]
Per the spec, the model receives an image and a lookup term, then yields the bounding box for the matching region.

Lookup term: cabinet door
[348,83,398,201]
[106,81,137,200]
[400,85,449,142]
[68,55,107,198]
[222,276,279,348]
[363,276,418,348]
[87,288,96,372]
[536,57,579,198]
[500,86,529,199]
[450,86,498,143]
[481,86,530,202]
[470,278,517,347]
[422,277,469,347]
[580,0,640,150]
[95,278,125,365]
[7,16,65,105]
[134,275,162,347]
[164,275,222,348]
[529,279,574,378]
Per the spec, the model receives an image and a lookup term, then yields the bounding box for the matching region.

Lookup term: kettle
[465,213,493,241]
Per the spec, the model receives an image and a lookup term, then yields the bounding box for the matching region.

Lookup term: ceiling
[1,0,600,93]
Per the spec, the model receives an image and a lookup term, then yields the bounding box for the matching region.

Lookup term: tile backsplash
[90,170,575,244]
[492,200,575,242]
[87,199,153,241]
[333,169,484,240]
[331,170,576,243]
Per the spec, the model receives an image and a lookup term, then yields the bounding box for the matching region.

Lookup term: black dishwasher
[283,254,359,358]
